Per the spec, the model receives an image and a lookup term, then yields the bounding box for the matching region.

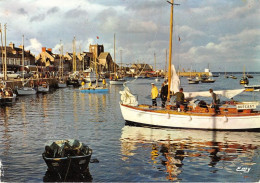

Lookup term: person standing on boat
[160,81,168,108]
[209,89,220,113]
[174,88,185,109]
[151,83,158,106]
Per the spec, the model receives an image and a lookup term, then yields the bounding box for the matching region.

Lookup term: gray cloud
[30,13,46,22]
[65,7,88,18]
[18,8,27,15]
[47,7,59,14]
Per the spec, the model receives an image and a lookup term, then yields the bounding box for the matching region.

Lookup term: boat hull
[42,153,92,176]
[58,83,67,88]
[109,80,126,85]
[119,104,260,131]
[38,86,49,93]
[17,87,37,95]
[80,88,109,93]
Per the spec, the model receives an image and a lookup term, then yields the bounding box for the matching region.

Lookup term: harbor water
[0,74,260,182]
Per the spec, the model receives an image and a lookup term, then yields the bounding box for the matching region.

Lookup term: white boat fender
[188,115,192,121]
[167,113,170,119]
[223,115,228,122]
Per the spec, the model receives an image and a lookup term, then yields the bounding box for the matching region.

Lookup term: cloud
[18,8,27,15]
[30,13,46,22]
[25,38,42,55]
[47,7,59,14]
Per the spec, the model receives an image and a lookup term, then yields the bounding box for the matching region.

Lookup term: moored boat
[0,86,16,105]
[37,81,49,93]
[244,85,260,92]
[188,79,199,84]
[201,77,215,83]
[110,79,126,85]
[42,139,92,177]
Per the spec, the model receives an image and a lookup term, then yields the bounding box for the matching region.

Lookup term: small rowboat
[42,139,92,177]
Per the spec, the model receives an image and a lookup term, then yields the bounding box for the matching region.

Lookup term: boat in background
[201,77,215,83]
[37,81,49,93]
[17,36,37,95]
[57,41,67,88]
[240,66,249,85]
[188,79,199,84]
[244,85,260,92]
[110,34,126,85]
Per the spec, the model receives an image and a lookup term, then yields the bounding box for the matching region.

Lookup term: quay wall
[3,78,59,90]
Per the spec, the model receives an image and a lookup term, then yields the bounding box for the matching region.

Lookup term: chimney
[9,42,15,49]
[42,47,46,52]
[47,48,52,52]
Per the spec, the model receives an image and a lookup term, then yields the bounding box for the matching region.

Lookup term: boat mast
[165,49,167,78]
[114,33,116,74]
[22,35,24,85]
[0,24,4,77]
[59,40,62,79]
[154,52,156,77]
[72,36,76,73]
[167,0,174,101]
[4,24,7,81]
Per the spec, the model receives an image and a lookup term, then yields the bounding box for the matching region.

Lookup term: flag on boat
[170,64,180,93]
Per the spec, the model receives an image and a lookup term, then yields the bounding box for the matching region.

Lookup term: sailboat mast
[165,49,167,77]
[22,35,24,83]
[59,40,62,78]
[4,24,7,81]
[114,33,116,74]
[73,36,76,73]
[167,0,174,101]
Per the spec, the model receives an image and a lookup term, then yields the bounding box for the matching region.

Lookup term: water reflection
[120,125,260,181]
[43,169,92,182]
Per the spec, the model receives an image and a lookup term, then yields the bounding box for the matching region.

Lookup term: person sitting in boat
[160,81,168,108]
[209,89,220,113]
[173,88,186,110]
[102,78,106,88]
[151,83,158,107]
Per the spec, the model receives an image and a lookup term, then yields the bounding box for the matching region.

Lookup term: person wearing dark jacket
[160,81,168,108]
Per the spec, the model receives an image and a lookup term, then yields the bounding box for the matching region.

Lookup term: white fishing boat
[17,35,37,95]
[119,1,260,131]
[244,85,260,92]
[17,86,37,95]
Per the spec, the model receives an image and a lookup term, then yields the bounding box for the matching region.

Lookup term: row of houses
[0,42,154,75]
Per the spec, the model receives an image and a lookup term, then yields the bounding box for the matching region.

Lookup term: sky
[0,0,259,72]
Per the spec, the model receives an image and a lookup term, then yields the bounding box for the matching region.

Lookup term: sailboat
[58,41,67,88]
[110,34,126,85]
[17,35,37,95]
[240,66,249,85]
[119,1,260,131]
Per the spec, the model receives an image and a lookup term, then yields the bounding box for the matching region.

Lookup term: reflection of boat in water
[120,125,259,181]
[42,139,92,178]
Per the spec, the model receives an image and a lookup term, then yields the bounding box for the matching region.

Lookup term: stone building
[0,42,35,72]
